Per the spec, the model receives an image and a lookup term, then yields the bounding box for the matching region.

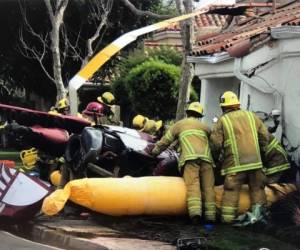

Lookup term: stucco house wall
[189,32,300,163]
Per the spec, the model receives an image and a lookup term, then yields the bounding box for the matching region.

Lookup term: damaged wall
[194,35,300,164]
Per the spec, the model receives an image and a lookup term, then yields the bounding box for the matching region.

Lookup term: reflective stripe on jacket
[264,135,290,175]
[152,117,212,168]
[211,110,269,176]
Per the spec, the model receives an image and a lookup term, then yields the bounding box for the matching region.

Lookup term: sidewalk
[18,217,176,250]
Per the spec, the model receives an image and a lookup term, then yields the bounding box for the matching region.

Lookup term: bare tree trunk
[51,25,66,101]
[175,0,193,121]
[44,0,68,102]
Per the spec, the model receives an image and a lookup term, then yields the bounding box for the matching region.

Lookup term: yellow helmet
[97,92,115,105]
[57,98,69,110]
[141,119,156,134]
[220,91,240,107]
[132,115,147,130]
[49,170,62,187]
[187,102,204,116]
[20,148,38,169]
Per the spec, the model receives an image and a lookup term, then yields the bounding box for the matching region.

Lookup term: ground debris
[30,211,300,250]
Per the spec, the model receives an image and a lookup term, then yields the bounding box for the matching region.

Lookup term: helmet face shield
[219,95,226,105]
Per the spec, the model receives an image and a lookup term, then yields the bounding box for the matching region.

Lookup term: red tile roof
[192,1,300,57]
[158,14,227,32]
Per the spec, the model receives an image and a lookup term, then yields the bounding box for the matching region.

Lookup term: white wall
[200,77,240,125]
[240,39,300,164]
[195,36,300,164]
[280,56,300,164]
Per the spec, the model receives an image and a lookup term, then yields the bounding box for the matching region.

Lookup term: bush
[147,46,182,66]
[112,47,198,124]
[124,59,180,120]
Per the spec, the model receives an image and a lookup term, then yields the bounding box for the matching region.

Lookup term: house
[187,0,300,163]
[145,13,227,51]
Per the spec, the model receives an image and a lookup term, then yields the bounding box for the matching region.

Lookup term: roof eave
[187,52,231,64]
[271,26,300,39]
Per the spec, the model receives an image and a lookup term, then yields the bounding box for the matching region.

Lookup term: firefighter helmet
[132,115,147,130]
[83,102,104,117]
[97,92,115,106]
[220,91,240,107]
[57,98,69,110]
[186,102,204,116]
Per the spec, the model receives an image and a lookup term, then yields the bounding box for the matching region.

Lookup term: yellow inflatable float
[43,175,297,216]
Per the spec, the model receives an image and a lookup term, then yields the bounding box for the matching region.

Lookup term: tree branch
[120,0,173,19]
[82,0,113,66]
[44,0,55,24]
[19,30,56,84]
[18,4,56,84]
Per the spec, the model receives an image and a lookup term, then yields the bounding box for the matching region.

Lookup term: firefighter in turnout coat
[151,102,216,222]
[263,134,290,184]
[210,91,269,223]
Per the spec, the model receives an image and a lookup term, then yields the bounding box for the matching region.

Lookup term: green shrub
[112,47,198,124]
[124,59,180,120]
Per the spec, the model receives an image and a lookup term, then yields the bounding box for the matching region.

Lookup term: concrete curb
[30,225,109,250]
[27,224,175,250]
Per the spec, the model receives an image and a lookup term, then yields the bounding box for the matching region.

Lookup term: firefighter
[132,115,163,137]
[97,92,115,116]
[97,92,120,125]
[263,134,290,184]
[210,91,269,224]
[56,98,70,115]
[150,102,216,223]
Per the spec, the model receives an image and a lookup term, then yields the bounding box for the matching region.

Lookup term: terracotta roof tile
[192,1,300,58]
[157,13,227,33]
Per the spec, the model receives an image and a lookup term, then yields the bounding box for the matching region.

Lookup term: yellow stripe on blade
[78,44,120,80]
[75,6,215,81]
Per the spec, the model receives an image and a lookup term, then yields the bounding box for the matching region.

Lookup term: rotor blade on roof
[69,1,234,115]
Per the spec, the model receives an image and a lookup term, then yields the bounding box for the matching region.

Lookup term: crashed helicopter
[0,103,179,181]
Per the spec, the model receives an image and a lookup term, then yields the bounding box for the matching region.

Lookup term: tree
[18,0,174,105]
[175,0,194,121]
[19,0,113,103]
